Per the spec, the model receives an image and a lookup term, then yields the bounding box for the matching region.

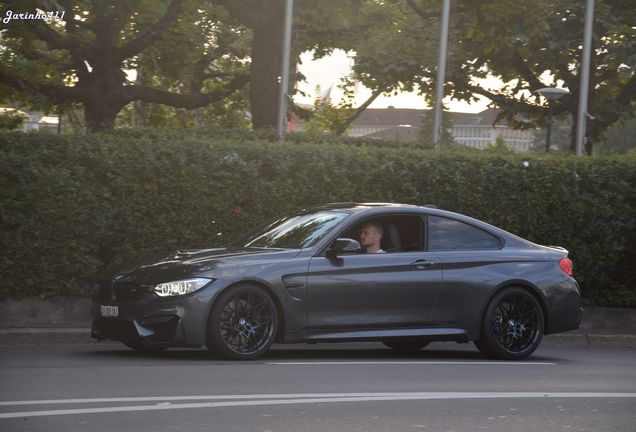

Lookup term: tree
[0,109,25,130]
[595,116,636,155]
[302,84,355,135]
[309,0,635,154]
[210,0,289,130]
[0,0,249,131]
[214,0,379,131]
[452,0,636,154]
[418,107,453,149]
[295,0,437,135]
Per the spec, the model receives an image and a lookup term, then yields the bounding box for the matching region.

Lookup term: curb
[0,328,97,345]
[1,328,635,348]
[542,333,636,348]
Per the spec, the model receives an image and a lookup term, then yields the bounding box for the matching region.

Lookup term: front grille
[97,280,150,302]
[97,281,112,301]
[113,282,149,302]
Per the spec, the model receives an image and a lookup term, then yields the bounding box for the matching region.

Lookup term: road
[0,342,634,432]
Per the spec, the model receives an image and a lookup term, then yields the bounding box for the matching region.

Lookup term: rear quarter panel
[430,249,576,336]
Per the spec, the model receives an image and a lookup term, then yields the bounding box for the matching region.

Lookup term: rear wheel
[207,284,278,360]
[383,340,430,353]
[475,287,544,360]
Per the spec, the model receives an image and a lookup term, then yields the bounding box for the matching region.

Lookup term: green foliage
[310,0,636,153]
[0,110,25,130]
[303,85,355,135]
[1,130,635,306]
[595,116,636,155]
[0,0,250,131]
[484,135,514,153]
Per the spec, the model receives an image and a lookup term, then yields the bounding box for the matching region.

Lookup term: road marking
[1,393,634,419]
[266,361,556,366]
[0,393,475,407]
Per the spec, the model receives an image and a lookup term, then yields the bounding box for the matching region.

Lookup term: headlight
[153,278,213,297]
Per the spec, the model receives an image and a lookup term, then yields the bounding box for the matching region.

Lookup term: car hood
[113,247,302,284]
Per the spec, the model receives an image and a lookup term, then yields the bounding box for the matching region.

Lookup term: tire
[383,340,430,353]
[123,340,167,353]
[206,284,278,360]
[474,287,545,360]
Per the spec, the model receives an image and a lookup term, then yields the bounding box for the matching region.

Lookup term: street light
[534,87,570,153]
[277,0,294,142]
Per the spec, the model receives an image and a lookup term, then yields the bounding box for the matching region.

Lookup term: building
[343,107,535,152]
[348,108,422,138]
[0,107,59,132]
[449,109,534,152]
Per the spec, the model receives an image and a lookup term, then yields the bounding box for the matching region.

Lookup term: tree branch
[22,19,74,51]
[616,73,636,108]
[405,0,439,21]
[116,0,182,61]
[121,74,249,108]
[510,49,546,91]
[334,87,385,136]
[212,0,281,29]
[0,68,87,104]
[460,83,546,116]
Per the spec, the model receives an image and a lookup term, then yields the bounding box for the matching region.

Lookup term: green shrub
[1,129,634,306]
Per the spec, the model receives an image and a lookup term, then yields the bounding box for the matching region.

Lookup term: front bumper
[91,280,224,347]
[92,315,186,345]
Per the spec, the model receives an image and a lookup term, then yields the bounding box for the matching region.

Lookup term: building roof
[449,108,502,126]
[351,107,504,128]
[353,107,422,127]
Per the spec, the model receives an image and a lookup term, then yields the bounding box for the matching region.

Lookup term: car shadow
[76,341,559,363]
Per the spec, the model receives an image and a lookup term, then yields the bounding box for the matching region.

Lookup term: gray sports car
[92,203,582,360]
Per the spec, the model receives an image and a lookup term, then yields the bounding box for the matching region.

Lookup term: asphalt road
[0,342,634,432]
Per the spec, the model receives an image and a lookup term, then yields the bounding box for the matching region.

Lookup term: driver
[359,223,385,254]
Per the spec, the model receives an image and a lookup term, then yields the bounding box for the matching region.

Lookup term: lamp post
[277,0,294,142]
[534,87,570,153]
[432,0,451,147]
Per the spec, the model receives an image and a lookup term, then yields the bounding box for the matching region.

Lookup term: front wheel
[475,288,544,360]
[207,284,278,360]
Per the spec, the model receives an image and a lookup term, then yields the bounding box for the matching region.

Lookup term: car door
[305,215,442,330]
[425,215,505,327]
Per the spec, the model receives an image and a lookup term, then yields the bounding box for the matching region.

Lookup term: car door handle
[411,260,434,269]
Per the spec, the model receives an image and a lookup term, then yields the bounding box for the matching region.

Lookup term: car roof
[306,202,426,212]
[304,202,534,248]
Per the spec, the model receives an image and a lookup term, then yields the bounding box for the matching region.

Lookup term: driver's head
[359,223,383,253]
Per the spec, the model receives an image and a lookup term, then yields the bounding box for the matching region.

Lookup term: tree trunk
[83,100,120,132]
[81,63,127,132]
[249,22,284,130]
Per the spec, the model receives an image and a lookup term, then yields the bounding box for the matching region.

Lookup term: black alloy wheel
[207,284,278,360]
[475,287,545,360]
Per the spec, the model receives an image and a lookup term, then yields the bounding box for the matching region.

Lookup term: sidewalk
[0,298,635,347]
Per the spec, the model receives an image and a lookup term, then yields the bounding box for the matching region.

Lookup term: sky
[293,49,492,113]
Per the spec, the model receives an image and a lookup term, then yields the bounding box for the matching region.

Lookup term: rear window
[428,216,500,250]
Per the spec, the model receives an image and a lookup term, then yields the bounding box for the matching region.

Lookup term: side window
[427,216,500,250]
[340,215,423,253]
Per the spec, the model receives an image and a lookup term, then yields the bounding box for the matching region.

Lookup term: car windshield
[242,211,348,249]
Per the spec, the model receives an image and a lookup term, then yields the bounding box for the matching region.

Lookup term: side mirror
[326,238,362,258]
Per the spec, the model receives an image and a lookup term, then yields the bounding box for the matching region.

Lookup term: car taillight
[559,257,574,276]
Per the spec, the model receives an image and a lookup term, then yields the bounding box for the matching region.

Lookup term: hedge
[1,129,635,306]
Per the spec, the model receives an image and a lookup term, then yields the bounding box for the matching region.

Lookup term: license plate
[100,305,119,318]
